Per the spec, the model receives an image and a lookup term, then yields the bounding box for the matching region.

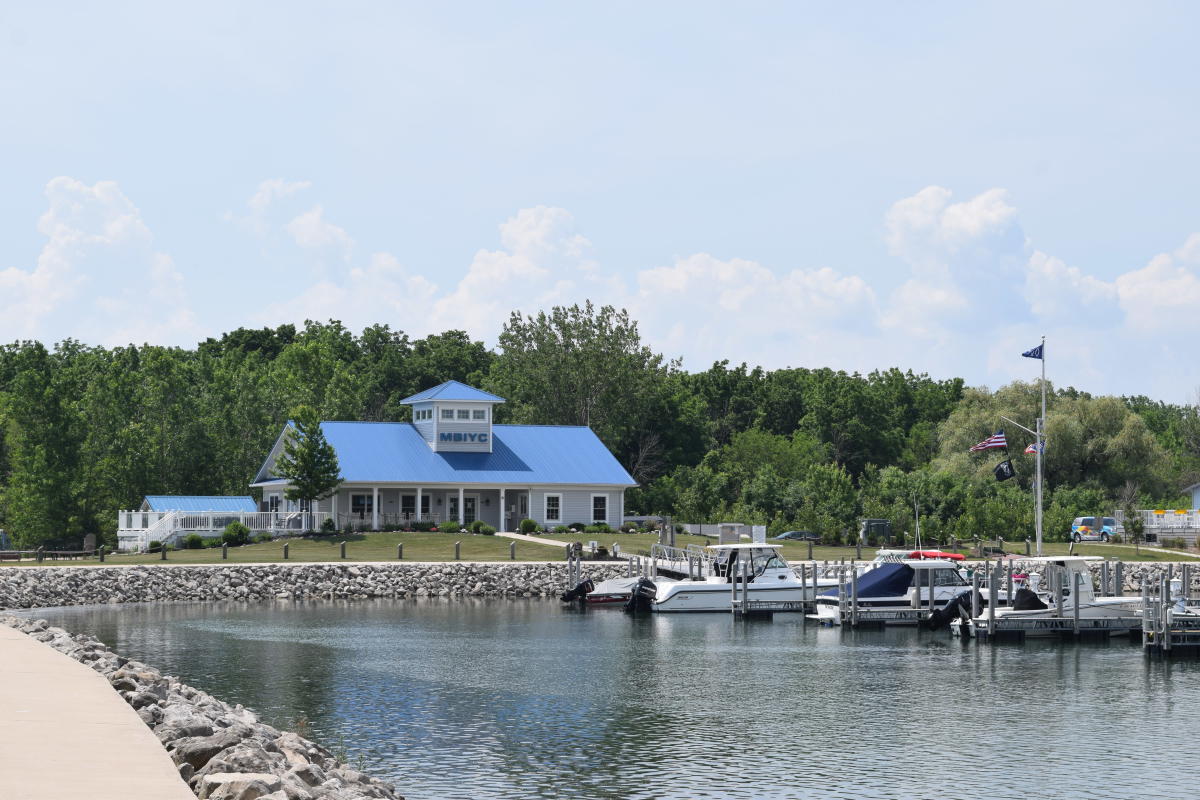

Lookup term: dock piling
[283,542,289,559]
[851,568,859,627]
[98,545,105,563]
[340,541,346,559]
[1116,562,1124,597]
[1006,561,1014,606]
[397,542,403,560]
[807,540,813,560]
[972,569,981,618]
[987,567,996,637]
[455,541,461,560]
[508,541,515,560]
[222,543,228,560]
[160,546,166,561]
[1073,572,1081,635]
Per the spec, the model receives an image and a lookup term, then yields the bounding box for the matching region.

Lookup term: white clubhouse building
[118,381,636,549]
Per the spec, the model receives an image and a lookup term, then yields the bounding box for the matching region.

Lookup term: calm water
[28,599,1200,799]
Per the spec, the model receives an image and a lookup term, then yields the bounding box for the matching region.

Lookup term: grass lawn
[535,532,1200,563]
[6,533,1195,568]
[0,532,564,566]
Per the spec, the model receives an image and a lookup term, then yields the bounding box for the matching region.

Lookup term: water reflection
[29,600,1200,800]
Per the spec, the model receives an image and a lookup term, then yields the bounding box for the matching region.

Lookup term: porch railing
[335,512,442,530]
[116,510,334,551]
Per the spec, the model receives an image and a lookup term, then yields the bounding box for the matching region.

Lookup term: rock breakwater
[0,562,627,610]
[1,615,401,800]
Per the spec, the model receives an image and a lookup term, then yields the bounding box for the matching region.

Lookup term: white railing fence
[116,510,334,551]
[1115,509,1200,531]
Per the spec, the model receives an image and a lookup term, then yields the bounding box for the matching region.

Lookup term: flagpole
[1036,335,1046,556]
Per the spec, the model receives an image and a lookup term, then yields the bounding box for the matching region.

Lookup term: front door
[464,494,478,525]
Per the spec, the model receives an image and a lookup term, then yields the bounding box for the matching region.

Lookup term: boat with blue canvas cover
[811,560,970,625]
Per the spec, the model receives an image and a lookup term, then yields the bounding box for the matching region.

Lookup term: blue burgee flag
[1022,343,1044,359]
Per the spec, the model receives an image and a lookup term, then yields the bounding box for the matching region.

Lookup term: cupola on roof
[399,380,505,405]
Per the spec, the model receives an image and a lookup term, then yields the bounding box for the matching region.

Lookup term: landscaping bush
[567,522,588,532]
[222,521,251,547]
[619,523,636,533]
[519,518,538,534]
[148,540,162,552]
[412,520,437,532]
[182,533,205,549]
[204,538,222,548]
[478,524,496,535]
[587,523,613,533]
[553,525,570,533]
[320,517,337,533]
[470,520,485,533]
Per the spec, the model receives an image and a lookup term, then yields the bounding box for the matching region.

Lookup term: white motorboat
[951,556,1142,637]
[811,559,972,625]
[628,543,837,613]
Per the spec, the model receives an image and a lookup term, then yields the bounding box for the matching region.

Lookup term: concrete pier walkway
[0,625,194,800]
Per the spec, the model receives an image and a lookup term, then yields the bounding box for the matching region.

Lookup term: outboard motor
[623,577,657,615]
[925,589,973,630]
[560,578,595,604]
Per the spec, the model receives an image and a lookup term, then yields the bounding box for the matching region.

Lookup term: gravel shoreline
[1,615,404,800]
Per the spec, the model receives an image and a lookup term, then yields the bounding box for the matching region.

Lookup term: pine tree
[276,406,341,508]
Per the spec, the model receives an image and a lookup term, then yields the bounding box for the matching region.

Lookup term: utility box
[859,518,893,545]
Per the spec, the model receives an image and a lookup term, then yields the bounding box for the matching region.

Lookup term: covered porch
[269,485,532,532]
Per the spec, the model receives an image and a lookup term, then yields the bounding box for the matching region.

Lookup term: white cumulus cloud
[0,177,200,346]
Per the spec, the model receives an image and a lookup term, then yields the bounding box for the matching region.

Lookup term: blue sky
[3,2,1200,401]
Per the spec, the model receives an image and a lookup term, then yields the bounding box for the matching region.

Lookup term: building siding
[530,488,620,527]
[412,402,436,446]
[432,418,493,453]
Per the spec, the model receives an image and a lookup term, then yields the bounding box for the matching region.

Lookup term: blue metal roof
[312,423,635,486]
[144,496,257,512]
[399,380,505,405]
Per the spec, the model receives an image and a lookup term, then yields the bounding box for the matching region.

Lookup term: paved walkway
[0,625,194,800]
[496,531,576,549]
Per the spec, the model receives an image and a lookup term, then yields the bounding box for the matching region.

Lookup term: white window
[351,494,374,519]
[457,409,470,420]
[591,494,608,524]
[544,494,562,523]
[472,409,487,420]
[268,494,280,513]
[442,408,454,420]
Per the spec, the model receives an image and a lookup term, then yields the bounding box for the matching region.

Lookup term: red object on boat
[908,550,966,561]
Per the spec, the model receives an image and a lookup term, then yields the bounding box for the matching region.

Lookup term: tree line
[0,302,1196,547]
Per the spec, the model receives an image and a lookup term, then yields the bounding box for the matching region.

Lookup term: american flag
[969,430,1007,452]
[1024,441,1046,454]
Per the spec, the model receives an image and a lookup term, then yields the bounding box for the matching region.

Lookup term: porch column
[416,487,423,522]
[458,487,465,527]
[372,486,379,531]
[331,492,338,528]
[499,488,506,531]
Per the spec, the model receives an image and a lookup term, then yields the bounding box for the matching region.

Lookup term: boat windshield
[750,549,790,575]
[910,568,968,587]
